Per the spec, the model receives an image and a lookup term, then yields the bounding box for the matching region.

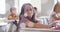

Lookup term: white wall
[41,0,55,16]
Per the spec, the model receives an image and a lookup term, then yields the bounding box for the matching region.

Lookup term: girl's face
[55,5,60,13]
[24,5,34,18]
[54,5,60,17]
[11,8,16,14]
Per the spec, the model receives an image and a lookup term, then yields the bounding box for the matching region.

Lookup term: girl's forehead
[24,5,33,9]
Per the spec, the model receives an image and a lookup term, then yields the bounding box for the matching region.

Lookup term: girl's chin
[28,16,32,18]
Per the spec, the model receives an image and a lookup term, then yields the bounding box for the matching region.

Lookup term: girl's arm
[52,13,60,20]
[26,20,49,28]
[33,22,49,28]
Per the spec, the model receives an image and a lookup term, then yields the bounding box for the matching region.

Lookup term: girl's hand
[52,13,60,20]
[25,19,34,28]
[49,22,56,28]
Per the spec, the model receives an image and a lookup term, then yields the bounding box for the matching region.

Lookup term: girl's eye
[29,9,32,11]
[26,8,33,11]
[30,9,31,10]
[26,9,28,11]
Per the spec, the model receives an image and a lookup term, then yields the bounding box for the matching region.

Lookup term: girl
[50,2,60,29]
[8,7,19,20]
[8,7,19,32]
[16,3,49,32]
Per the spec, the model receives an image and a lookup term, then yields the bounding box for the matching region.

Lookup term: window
[0,0,5,14]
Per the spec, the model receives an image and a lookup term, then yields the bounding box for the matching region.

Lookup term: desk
[0,22,8,32]
[52,30,60,32]
[7,20,18,32]
[20,28,51,32]
[20,28,60,32]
